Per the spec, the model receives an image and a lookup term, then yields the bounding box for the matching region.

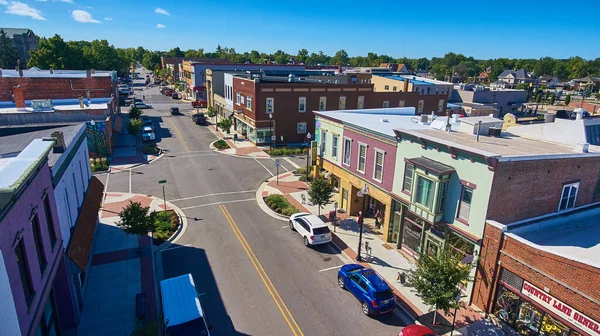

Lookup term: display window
[494,286,521,326]
[539,314,569,336]
[516,302,543,335]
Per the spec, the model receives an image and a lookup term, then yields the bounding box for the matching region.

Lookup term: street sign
[275,159,280,167]
[158,180,167,184]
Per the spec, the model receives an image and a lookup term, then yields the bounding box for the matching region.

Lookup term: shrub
[265,194,298,216]
[142,144,159,155]
[214,139,230,149]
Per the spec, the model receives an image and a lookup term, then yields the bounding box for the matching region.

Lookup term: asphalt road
[105,68,411,335]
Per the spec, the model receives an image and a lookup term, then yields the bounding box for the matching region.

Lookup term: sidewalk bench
[136,293,147,320]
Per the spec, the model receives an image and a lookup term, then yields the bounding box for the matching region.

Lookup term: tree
[129,106,143,119]
[127,118,143,137]
[330,49,350,66]
[564,95,571,105]
[296,48,309,64]
[406,247,473,325]
[218,118,232,134]
[28,34,72,69]
[141,52,162,72]
[117,201,156,236]
[535,93,542,103]
[0,29,19,68]
[167,47,184,57]
[550,94,556,105]
[307,175,334,215]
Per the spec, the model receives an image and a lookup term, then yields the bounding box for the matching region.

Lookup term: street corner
[153,197,189,248]
[255,183,289,221]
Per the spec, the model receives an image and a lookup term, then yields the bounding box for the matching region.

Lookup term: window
[357,143,367,173]
[298,97,306,112]
[558,182,579,211]
[418,100,424,113]
[415,176,434,209]
[43,194,57,248]
[297,122,307,134]
[266,97,274,114]
[31,213,47,273]
[393,86,397,92]
[438,181,448,212]
[319,97,327,111]
[15,239,35,307]
[402,164,413,193]
[241,96,245,104]
[399,100,405,107]
[320,130,327,156]
[35,292,59,336]
[373,150,384,182]
[357,96,364,109]
[339,96,346,110]
[236,92,241,104]
[438,99,445,113]
[343,138,351,166]
[332,134,339,158]
[457,186,473,221]
[384,85,390,90]
[383,101,389,108]
[246,96,252,110]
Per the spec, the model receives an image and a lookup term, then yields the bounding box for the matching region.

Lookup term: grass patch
[266,147,308,156]
[214,139,230,149]
[265,194,299,216]
[294,166,313,182]
[142,144,159,155]
[153,210,180,241]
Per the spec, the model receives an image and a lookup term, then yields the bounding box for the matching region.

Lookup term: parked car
[399,325,437,336]
[170,106,180,115]
[131,101,153,109]
[192,113,206,125]
[164,90,174,96]
[337,264,395,316]
[142,119,154,131]
[288,212,332,247]
[171,92,180,99]
[192,100,207,108]
[141,126,155,142]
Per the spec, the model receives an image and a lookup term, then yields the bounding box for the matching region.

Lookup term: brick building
[227,72,448,144]
[473,206,600,336]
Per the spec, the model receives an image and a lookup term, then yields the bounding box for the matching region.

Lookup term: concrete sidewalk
[260,172,484,333]
[206,115,270,158]
[77,192,176,335]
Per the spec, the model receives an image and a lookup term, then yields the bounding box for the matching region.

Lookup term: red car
[399,325,437,336]
[191,100,207,108]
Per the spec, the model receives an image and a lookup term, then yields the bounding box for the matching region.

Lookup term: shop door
[388,211,402,245]
[401,219,422,254]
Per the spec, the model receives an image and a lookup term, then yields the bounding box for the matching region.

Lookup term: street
[103,68,410,335]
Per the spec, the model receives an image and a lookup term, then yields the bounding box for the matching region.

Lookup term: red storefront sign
[522,281,600,335]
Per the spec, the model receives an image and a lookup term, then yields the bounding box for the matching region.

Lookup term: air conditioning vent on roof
[380,118,389,123]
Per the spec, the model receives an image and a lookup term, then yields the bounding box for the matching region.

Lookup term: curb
[255,182,290,221]
[156,200,188,251]
[206,123,272,159]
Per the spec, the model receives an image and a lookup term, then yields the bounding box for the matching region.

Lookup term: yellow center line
[219,205,304,336]
[167,117,190,152]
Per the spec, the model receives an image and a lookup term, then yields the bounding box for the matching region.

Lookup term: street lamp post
[356,185,369,262]
[306,132,311,179]
[269,113,273,151]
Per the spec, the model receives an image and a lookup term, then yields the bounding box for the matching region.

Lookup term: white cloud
[35,0,48,2]
[156,24,166,28]
[86,5,93,9]
[154,7,169,15]
[0,0,9,4]
[72,9,100,23]
[5,2,46,20]
[57,0,73,3]
[104,17,112,21]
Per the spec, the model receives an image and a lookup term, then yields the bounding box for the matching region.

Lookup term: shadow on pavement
[160,244,251,336]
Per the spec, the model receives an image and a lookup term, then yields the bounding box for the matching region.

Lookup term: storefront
[493,269,597,336]
[234,117,272,144]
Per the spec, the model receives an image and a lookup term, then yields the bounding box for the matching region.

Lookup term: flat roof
[508,204,600,268]
[0,102,109,114]
[401,127,599,158]
[1,69,114,78]
[0,139,53,190]
[379,75,434,86]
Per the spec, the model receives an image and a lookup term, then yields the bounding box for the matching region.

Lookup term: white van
[160,274,211,335]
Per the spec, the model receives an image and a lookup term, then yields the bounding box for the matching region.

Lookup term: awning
[67,176,104,271]
[405,157,455,176]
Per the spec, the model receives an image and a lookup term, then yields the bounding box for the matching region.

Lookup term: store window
[401,219,422,253]
[358,96,365,109]
[298,97,306,112]
[558,182,578,211]
[457,186,473,222]
[516,302,544,335]
[415,176,434,209]
[266,97,274,114]
[403,164,414,193]
[494,286,521,326]
[539,314,569,336]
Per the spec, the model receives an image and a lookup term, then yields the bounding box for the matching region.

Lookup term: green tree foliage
[129,106,143,119]
[142,52,162,72]
[535,93,542,103]
[127,118,143,136]
[330,49,350,65]
[218,118,232,133]
[307,175,334,215]
[167,47,185,57]
[564,95,571,105]
[28,34,73,69]
[406,247,473,324]
[0,29,19,68]
[550,94,556,105]
[296,49,309,64]
[516,83,530,90]
[116,201,157,236]
[184,48,205,58]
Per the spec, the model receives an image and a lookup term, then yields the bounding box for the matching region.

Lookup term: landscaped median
[264,194,299,216]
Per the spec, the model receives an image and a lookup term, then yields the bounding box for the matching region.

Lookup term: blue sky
[1,0,599,60]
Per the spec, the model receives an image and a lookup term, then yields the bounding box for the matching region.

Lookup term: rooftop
[1,68,115,78]
[0,28,34,38]
[0,124,83,168]
[0,98,110,114]
[507,204,600,268]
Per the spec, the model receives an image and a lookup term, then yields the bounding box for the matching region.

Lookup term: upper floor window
[415,176,434,209]
[418,100,424,113]
[31,213,47,273]
[43,193,57,248]
[393,86,397,92]
[332,134,339,158]
[15,238,35,307]
[297,122,307,134]
[298,97,306,112]
[383,101,389,108]
[357,143,367,173]
[402,164,414,193]
[319,97,327,111]
[384,85,390,90]
[266,97,274,114]
[457,186,473,221]
[236,92,241,105]
[343,138,351,166]
[438,182,448,212]
[246,96,252,110]
[320,130,327,156]
[339,96,346,110]
[373,150,385,182]
[438,99,445,113]
[357,96,365,109]
[558,182,579,211]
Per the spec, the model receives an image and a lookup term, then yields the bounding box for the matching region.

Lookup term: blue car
[337,264,395,316]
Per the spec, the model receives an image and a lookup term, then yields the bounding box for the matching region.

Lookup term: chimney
[12,86,25,108]
[49,68,54,74]
[86,69,91,78]
[51,131,65,153]
[403,78,409,92]
[78,95,84,108]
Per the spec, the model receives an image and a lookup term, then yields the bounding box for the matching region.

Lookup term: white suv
[289,212,332,247]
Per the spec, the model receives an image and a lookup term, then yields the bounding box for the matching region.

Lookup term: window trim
[297,122,307,134]
[357,96,365,109]
[357,142,367,174]
[31,213,48,275]
[15,238,35,307]
[558,182,579,212]
[339,96,346,110]
[414,175,435,210]
[331,134,339,159]
[383,101,389,108]
[246,96,252,110]
[342,137,352,167]
[266,97,274,114]
[456,185,474,225]
[298,97,306,113]
[236,92,241,105]
[402,163,414,195]
[372,149,385,183]
[319,96,327,111]
[384,85,390,90]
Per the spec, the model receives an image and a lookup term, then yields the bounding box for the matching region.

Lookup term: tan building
[372,74,453,98]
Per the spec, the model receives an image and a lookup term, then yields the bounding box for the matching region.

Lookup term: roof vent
[575,142,589,153]
[380,118,389,123]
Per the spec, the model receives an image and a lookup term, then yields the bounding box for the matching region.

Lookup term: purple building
[0,139,76,336]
